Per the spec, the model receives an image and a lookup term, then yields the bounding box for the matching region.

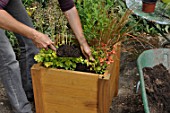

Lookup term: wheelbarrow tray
[137,48,170,113]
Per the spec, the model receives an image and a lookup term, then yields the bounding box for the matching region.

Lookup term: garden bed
[1,35,167,113]
[110,94,144,113]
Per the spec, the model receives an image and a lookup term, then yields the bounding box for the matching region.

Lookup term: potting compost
[57,44,93,72]
[143,63,170,113]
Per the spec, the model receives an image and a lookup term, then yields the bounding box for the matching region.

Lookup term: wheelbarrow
[137,48,170,113]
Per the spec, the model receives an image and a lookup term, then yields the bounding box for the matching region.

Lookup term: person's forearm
[0,10,56,50]
[63,6,93,60]
[0,10,36,40]
[64,6,87,45]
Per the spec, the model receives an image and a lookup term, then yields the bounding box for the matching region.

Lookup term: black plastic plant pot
[142,0,157,13]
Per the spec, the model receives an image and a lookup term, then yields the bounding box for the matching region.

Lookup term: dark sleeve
[0,0,10,9]
[0,3,4,9]
[58,0,74,12]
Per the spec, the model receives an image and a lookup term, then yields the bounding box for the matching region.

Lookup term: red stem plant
[89,10,133,66]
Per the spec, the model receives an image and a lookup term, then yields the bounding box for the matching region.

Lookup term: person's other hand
[80,42,94,61]
[31,30,56,51]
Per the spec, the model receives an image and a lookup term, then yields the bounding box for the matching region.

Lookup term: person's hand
[31,30,56,51]
[80,42,94,61]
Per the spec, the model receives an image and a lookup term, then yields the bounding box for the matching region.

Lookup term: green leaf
[34,55,44,62]
[72,63,77,68]
[65,60,72,67]
[44,62,53,68]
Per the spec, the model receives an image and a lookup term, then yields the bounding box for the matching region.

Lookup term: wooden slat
[43,84,97,98]
[31,65,45,113]
[98,42,121,113]
[35,66,99,113]
[110,42,121,98]
[43,92,97,112]
[41,68,98,91]
[44,102,98,113]
[98,79,110,113]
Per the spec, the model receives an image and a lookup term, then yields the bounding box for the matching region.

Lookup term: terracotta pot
[142,0,157,13]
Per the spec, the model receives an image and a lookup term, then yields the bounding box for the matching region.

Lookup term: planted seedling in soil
[56,44,93,72]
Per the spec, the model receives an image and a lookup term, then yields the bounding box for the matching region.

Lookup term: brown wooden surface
[31,64,45,113]
[31,66,99,113]
[98,42,121,113]
[43,69,99,113]
[110,42,121,97]
[31,42,121,113]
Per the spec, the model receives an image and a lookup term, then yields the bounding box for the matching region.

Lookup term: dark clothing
[0,0,74,112]
[0,0,74,11]
[58,0,74,12]
[0,0,39,112]
[0,0,9,9]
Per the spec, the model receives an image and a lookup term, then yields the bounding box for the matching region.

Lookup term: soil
[110,94,144,113]
[57,44,82,58]
[109,51,145,113]
[143,64,170,113]
[0,35,169,113]
[57,44,92,72]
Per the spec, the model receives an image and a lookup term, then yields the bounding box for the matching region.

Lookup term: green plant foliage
[6,31,20,60]
[115,0,170,35]
[34,0,132,74]
[22,0,48,6]
[34,47,111,74]
[75,0,133,46]
[32,0,169,74]
[22,0,35,7]
[30,0,75,42]
[34,48,84,71]
[75,0,115,41]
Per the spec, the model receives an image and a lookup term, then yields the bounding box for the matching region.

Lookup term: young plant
[34,0,133,74]
[34,48,85,70]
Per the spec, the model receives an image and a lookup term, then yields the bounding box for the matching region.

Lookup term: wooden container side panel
[31,67,45,113]
[40,68,99,113]
[109,43,121,98]
[31,42,121,113]
[98,79,110,113]
[98,43,121,113]
[41,68,98,91]
[44,103,98,113]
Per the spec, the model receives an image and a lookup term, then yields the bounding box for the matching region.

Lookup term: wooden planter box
[31,43,121,113]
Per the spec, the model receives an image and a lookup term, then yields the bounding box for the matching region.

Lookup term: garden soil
[0,35,169,113]
[143,64,170,113]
